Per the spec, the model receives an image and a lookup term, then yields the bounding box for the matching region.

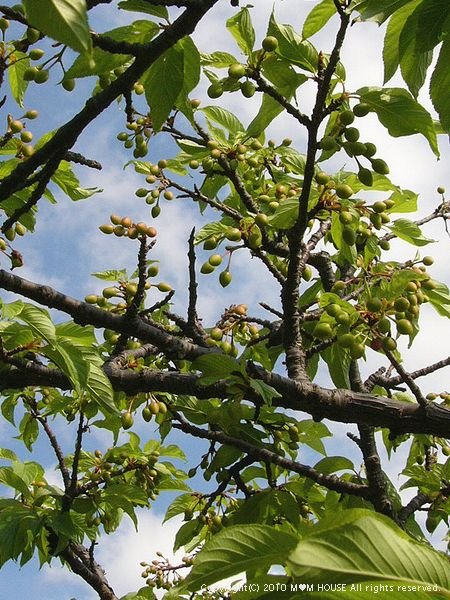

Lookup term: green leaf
[249,379,281,405]
[415,0,450,52]
[321,344,351,389]
[430,37,450,133]
[42,340,87,394]
[118,0,168,19]
[200,106,244,136]
[427,282,450,319]
[142,45,185,131]
[287,509,450,591]
[8,51,30,107]
[86,361,117,415]
[23,0,92,55]
[389,219,435,246]
[302,0,336,39]
[349,0,412,24]
[314,456,355,475]
[193,353,239,384]
[0,466,30,497]
[65,22,158,79]
[18,303,56,345]
[357,87,439,156]
[398,6,433,97]
[247,94,285,139]
[52,161,102,200]
[55,321,96,346]
[382,2,415,83]
[173,518,202,553]
[201,51,239,68]
[175,36,201,121]
[268,11,318,72]
[163,493,197,523]
[226,7,255,56]
[173,525,298,594]
[92,269,127,281]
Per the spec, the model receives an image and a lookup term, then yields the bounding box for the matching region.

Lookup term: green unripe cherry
[371,158,390,175]
[34,69,49,84]
[382,336,397,352]
[350,341,365,359]
[335,183,354,199]
[353,103,370,117]
[315,171,330,185]
[366,297,382,312]
[372,201,387,214]
[240,81,256,98]
[228,63,246,79]
[226,227,241,241]
[358,168,373,187]
[320,136,337,151]
[338,333,355,348]
[339,110,355,126]
[207,83,224,99]
[157,282,172,292]
[313,322,333,339]
[121,411,134,430]
[363,142,377,158]
[262,36,278,52]
[339,211,353,225]
[342,226,356,246]
[62,78,76,92]
[29,48,44,60]
[219,270,232,287]
[396,319,414,336]
[208,254,222,267]
[344,127,360,142]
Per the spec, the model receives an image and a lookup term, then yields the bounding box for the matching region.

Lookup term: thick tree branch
[0,269,212,360]
[172,415,370,498]
[0,0,220,204]
[60,541,118,600]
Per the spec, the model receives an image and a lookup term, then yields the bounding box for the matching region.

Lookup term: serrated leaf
[321,344,351,389]
[249,379,281,405]
[23,0,92,55]
[172,525,298,594]
[18,303,56,345]
[226,7,255,56]
[314,456,355,475]
[87,362,117,415]
[349,0,412,24]
[92,269,127,281]
[55,321,96,346]
[8,51,30,107]
[193,353,239,383]
[268,11,318,73]
[287,509,450,591]
[201,106,244,136]
[163,493,196,523]
[65,20,159,79]
[357,86,438,156]
[302,0,336,39]
[118,0,168,18]
[398,6,433,98]
[389,219,435,246]
[52,161,101,200]
[142,45,184,131]
[430,37,450,133]
[201,51,239,68]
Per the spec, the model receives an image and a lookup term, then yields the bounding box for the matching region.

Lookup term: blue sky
[0,1,450,598]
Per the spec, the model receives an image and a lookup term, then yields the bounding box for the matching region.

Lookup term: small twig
[384,351,427,408]
[172,413,370,498]
[64,151,102,170]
